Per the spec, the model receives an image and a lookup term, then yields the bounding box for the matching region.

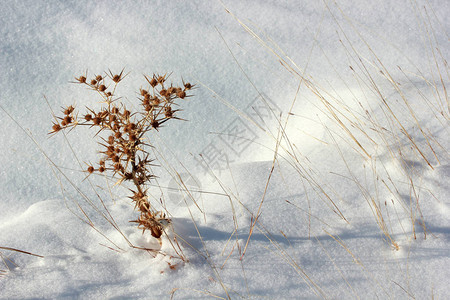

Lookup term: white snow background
[0,0,449,299]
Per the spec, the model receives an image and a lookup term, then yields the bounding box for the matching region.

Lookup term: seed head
[151,97,160,107]
[177,90,186,99]
[165,106,173,118]
[52,123,61,132]
[111,107,119,114]
[76,76,86,83]
[63,116,72,124]
[109,114,117,123]
[64,105,75,115]
[92,117,101,125]
[151,120,159,129]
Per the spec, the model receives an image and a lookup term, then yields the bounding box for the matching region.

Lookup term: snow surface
[0,0,449,299]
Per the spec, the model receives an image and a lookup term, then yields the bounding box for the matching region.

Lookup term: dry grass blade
[0,246,43,277]
[0,246,44,258]
[241,123,280,260]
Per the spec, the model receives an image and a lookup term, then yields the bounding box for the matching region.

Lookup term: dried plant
[50,69,194,241]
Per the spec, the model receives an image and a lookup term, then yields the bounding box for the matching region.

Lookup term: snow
[1,0,449,299]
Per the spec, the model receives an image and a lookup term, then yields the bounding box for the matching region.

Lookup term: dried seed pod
[150,78,157,87]
[93,117,101,125]
[164,106,173,118]
[91,79,97,85]
[96,75,103,81]
[63,116,72,124]
[64,105,75,115]
[151,97,160,107]
[87,166,95,173]
[106,149,115,158]
[99,84,107,92]
[160,89,167,97]
[98,166,105,173]
[177,90,186,99]
[109,114,117,123]
[124,172,133,180]
[85,114,93,121]
[138,202,150,212]
[108,68,126,83]
[52,123,61,132]
[76,76,87,83]
[151,120,159,128]
[98,110,108,118]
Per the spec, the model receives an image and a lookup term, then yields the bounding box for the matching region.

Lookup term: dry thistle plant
[50,69,193,242]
